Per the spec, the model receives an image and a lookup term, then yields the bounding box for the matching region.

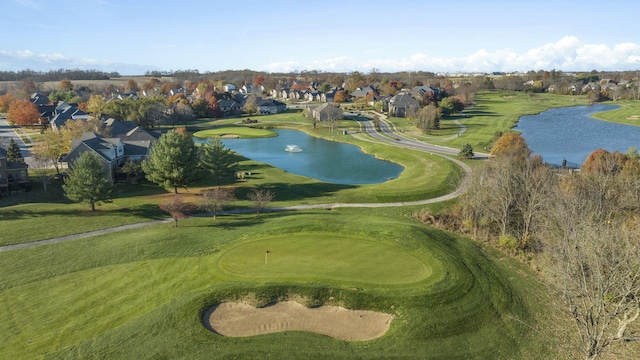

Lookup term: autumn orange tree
[581,148,627,174]
[489,132,531,159]
[334,90,348,103]
[7,100,42,126]
[0,93,17,113]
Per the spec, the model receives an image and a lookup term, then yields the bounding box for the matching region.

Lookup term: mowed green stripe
[216,233,434,284]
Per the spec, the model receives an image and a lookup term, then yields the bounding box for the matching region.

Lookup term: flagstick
[265,251,268,264]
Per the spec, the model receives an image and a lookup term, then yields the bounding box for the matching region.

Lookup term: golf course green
[0,210,553,359]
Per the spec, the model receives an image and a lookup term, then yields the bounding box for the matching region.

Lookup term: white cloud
[3,36,640,75]
[263,36,640,73]
[0,49,154,75]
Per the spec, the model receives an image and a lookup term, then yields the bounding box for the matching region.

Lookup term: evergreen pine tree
[62,152,113,211]
[6,138,25,163]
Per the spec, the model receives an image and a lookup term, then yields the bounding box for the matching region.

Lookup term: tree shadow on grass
[233,182,355,202]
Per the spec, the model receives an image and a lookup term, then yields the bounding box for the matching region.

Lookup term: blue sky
[2,0,640,74]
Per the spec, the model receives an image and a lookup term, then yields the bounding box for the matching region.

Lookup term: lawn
[591,100,640,126]
[0,209,564,359]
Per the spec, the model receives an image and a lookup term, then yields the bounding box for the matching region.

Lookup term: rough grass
[0,209,563,359]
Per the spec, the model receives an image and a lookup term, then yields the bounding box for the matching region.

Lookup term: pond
[196,129,404,185]
[513,104,640,166]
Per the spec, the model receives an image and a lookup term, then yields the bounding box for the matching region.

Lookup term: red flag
[266,250,270,253]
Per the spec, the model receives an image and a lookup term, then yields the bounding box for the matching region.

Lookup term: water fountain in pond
[284,144,302,152]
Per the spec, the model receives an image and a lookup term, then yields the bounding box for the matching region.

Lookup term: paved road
[0,117,34,165]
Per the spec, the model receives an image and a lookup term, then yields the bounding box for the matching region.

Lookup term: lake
[513,104,640,166]
[198,129,404,185]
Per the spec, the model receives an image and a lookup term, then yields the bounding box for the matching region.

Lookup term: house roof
[30,92,50,106]
[123,140,152,156]
[51,105,87,129]
[104,118,137,135]
[256,98,286,107]
[390,92,420,107]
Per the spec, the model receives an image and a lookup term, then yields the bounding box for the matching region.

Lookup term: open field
[0,76,176,94]
[0,209,567,359]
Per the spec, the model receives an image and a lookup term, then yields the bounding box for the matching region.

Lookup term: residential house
[410,85,437,99]
[321,88,342,103]
[240,84,264,94]
[350,86,378,99]
[116,92,139,100]
[256,98,287,114]
[387,92,420,117]
[62,120,158,181]
[50,102,88,131]
[223,84,236,92]
[304,90,320,102]
[30,92,50,106]
[0,147,30,195]
[311,103,343,122]
[218,99,243,116]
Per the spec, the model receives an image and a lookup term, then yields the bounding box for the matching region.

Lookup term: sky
[2,0,640,75]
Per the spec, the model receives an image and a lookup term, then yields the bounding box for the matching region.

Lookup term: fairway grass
[0,210,562,359]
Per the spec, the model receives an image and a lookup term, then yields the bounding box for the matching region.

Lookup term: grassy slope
[0,209,562,359]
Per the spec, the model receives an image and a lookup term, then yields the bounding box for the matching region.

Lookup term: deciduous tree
[7,100,42,126]
[62,151,113,211]
[417,104,440,133]
[159,195,195,227]
[0,93,16,113]
[458,143,474,159]
[489,132,531,159]
[543,172,640,359]
[142,128,199,193]
[248,187,274,217]
[244,95,258,116]
[31,131,65,174]
[334,90,348,103]
[200,187,235,219]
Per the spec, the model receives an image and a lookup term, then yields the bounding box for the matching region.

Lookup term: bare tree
[542,172,640,359]
[159,195,194,227]
[200,187,235,219]
[247,187,274,217]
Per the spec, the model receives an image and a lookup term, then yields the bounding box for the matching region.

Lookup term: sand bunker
[204,301,393,341]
